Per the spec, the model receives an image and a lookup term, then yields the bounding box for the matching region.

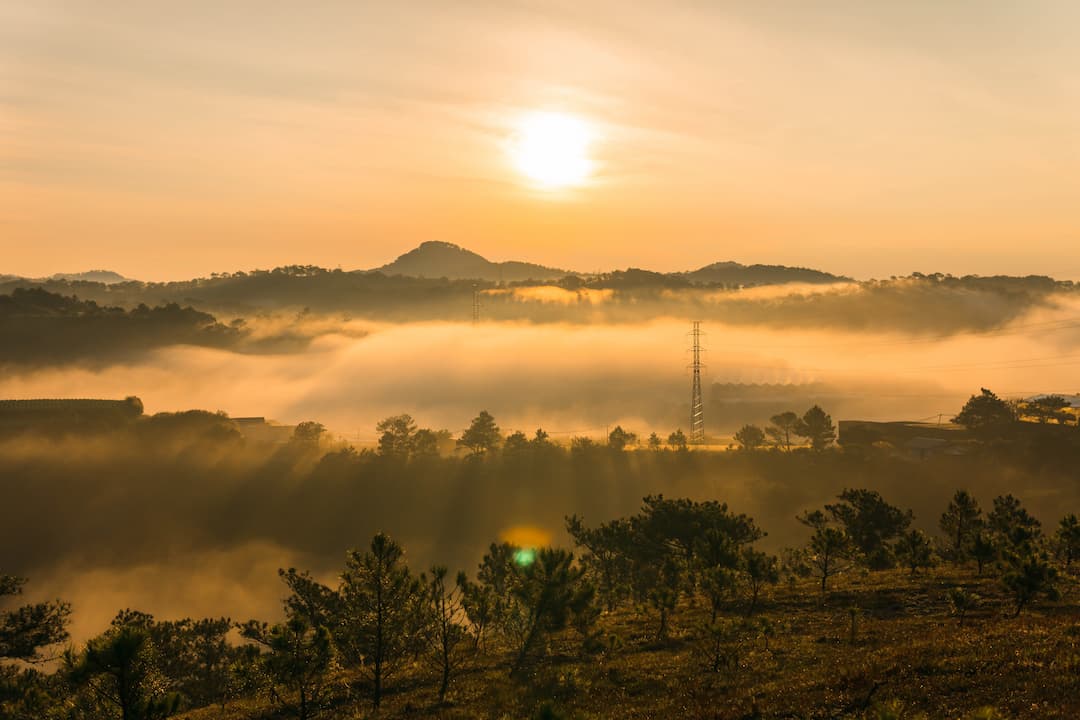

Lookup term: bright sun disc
[509,111,594,189]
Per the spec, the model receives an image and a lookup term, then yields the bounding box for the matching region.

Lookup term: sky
[3,0,1079,281]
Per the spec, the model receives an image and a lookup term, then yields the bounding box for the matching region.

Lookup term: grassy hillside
[175,566,1079,719]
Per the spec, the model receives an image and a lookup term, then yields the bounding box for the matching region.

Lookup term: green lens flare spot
[513,548,536,567]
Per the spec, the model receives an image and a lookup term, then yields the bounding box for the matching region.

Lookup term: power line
[718,351,1080,377]
[720,314,1080,352]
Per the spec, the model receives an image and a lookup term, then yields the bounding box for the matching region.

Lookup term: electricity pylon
[689,321,705,445]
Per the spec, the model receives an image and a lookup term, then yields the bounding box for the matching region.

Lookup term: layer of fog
[4,298,1080,442]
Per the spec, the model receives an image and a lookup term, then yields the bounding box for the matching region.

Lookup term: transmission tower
[472,284,480,324]
[689,320,705,445]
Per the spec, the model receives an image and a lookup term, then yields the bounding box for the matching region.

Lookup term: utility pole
[472,284,480,324]
[689,321,705,445]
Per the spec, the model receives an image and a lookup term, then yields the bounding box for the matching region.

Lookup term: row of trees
[318,407,841,461]
[733,405,837,451]
[299,389,1076,462]
[308,410,702,459]
[791,488,1072,618]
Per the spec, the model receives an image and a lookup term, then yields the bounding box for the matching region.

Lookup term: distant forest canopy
[0,287,243,365]
[0,265,1073,333]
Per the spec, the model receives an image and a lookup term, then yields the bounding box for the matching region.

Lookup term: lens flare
[513,548,537,567]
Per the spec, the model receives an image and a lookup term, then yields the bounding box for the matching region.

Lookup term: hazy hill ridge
[3,243,848,288]
[682,260,849,286]
[3,244,1068,334]
[374,241,849,285]
[0,270,130,284]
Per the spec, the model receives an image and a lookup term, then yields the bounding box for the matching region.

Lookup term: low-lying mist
[4,298,1080,440]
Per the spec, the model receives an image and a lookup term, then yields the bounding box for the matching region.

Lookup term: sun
[509,111,595,190]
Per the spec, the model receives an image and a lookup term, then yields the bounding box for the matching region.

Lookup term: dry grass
[178,567,1080,719]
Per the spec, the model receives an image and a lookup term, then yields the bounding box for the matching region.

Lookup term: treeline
[3,484,1076,719]
[1,271,1073,331]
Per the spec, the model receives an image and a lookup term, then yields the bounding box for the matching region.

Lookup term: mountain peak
[375,242,568,282]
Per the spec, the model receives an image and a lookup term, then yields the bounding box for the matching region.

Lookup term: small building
[839,420,971,460]
[231,416,295,445]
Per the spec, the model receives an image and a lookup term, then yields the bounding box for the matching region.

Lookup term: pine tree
[895,529,935,575]
[939,490,983,563]
[457,411,501,455]
[340,533,422,709]
[421,566,467,703]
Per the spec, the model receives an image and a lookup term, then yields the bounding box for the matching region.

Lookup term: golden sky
[3,1,1080,280]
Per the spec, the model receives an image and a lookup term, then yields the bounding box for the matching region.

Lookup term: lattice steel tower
[472,284,480,324]
[689,321,705,444]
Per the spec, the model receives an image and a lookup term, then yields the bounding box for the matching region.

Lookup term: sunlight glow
[509,111,595,189]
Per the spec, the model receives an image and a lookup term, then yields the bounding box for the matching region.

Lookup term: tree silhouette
[607,425,637,451]
[798,510,854,593]
[238,616,335,720]
[457,411,501,455]
[420,566,467,703]
[948,588,979,627]
[340,533,421,709]
[376,414,417,457]
[796,406,836,450]
[457,574,497,652]
[1001,550,1059,617]
[503,430,530,454]
[292,422,326,448]
[1055,514,1080,567]
[0,574,70,662]
[508,548,595,676]
[67,618,180,720]
[740,548,779,615]
[895,529,935,575]
[565,515,633,612]
[0,576,70,719]
[411,428,442,457]
[695,527,739,623]
[953,388,1017,437]
[666,429,688,451]
[734,424,766,451]
[766,411,800,451]
[823,489,912,569]
[940,490,983,563]
[971,532,996,576]
[1025,395,1072,424]
[988,494,1042,551]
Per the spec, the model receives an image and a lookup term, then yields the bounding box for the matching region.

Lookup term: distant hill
[49,270,129,284]
[0,270,130,284]
[374,241,569,282]
[682,261,848,286]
